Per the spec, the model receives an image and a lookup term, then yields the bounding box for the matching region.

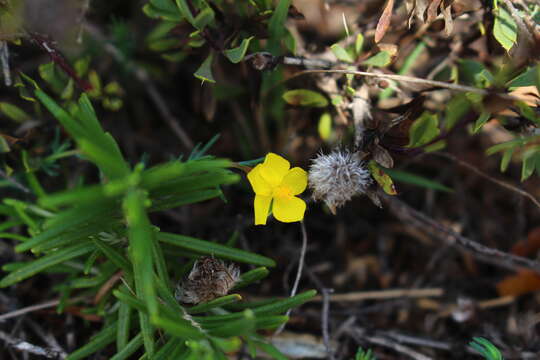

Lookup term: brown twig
[296,69,519,101]
[383,195,540,273]
[0,297,86,322]
[310,288,444,302]
[348,327,433,360]
[432,152,540,211]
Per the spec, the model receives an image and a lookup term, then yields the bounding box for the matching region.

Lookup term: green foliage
[362,51,392,67]
[469,337,503,360]
[354,347,377,360]
[493,7,517,52]
[283,89,329,108]
[408,112,441,147]
[0,89,316,359]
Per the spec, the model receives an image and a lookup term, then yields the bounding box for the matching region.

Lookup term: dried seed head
[308,150,372,214]
[175,256,240,304]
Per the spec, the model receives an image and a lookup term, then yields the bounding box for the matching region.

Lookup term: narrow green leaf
[93,239,132,273]
[355,34,364,55]
[188,294,242,314]
[267,0,291,54]
[224,37,254,64]
[157,232,276,267]
[500,147,514,172]
[473,111,491,133]
[362,51,391,67]
[252,340,289,360]
[207,310,255,337]
[194,53,215,83]
[233,267,270,290]
[0,242,94,287]
[152,315,206,339]
[521,147,539,181]
[124,190,158,316]
[194,290,317,323]
[0,102,31,123]
[383,168,453,192]
[0,136,10,153]
[139,312,156,357]
[110,333,143,360]
[117,301,132,351]
[330,44,354,63]
[408,112,440,147]
[65,321,117,360]
[143,0,182,21]
[283,89,328,108]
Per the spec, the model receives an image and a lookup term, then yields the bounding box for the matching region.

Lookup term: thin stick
[383,195,540,273]
[310,288,444,302]
[433,152,540,211]
[297,69,519,100]
[0,330,66,359]
[274,220,308,336]
[321,288,334,360]
[0,297,86,322]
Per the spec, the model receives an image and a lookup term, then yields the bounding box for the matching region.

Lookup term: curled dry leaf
[375,0,395,43]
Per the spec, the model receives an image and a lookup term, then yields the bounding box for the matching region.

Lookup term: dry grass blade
[375,0,395,43]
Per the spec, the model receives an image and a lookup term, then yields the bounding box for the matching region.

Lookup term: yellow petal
[273,196,306,223]
[260,153,290,187]
[281,167,307,195]
[247,164,272,196]
[254,195,272,225]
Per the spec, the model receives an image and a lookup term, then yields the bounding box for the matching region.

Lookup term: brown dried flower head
[175,256,240,304]
[308,150,372,214]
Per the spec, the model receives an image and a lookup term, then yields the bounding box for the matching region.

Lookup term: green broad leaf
[331,95,343,106]
[493,7,517,52]
[194,53,215,83]
[444,93,471,130]
[507,66,538,89]
[87,70,102,97]
[368,161,397,195]
[143,0,182,21]
[267,0,291,54]
[157,232,276,267]
[0,102,31,123]
[458,60,494,87]
[188,294,242,314]
[408,112,440,147]
[223,37,254,64]
[65,321,117,360]
[318,112,332,140]
[362,51,391,67]
[472,111,491,133]
[383,168,453,192]
[0,136,9,153]
[124,190,158,316]
[175,0,196,26]
[110,333,143,360]
[355,34,364,55]
[330,44,354,63]
[152,315,205,339]
[233,267,270,290]
[282,89,328,108]
[193,6,214,30]
[0,241,94,287]
[423,140,447,152]
[500,147,515,172]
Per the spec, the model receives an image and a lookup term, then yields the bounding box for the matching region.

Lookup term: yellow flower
[247,153,307,225]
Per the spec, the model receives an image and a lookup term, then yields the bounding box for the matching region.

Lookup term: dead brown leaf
[375,0,395,44]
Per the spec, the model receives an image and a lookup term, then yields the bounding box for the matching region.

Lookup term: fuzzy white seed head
[308,150,372,214]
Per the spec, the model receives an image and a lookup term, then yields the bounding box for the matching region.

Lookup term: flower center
[273,185,292,199]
